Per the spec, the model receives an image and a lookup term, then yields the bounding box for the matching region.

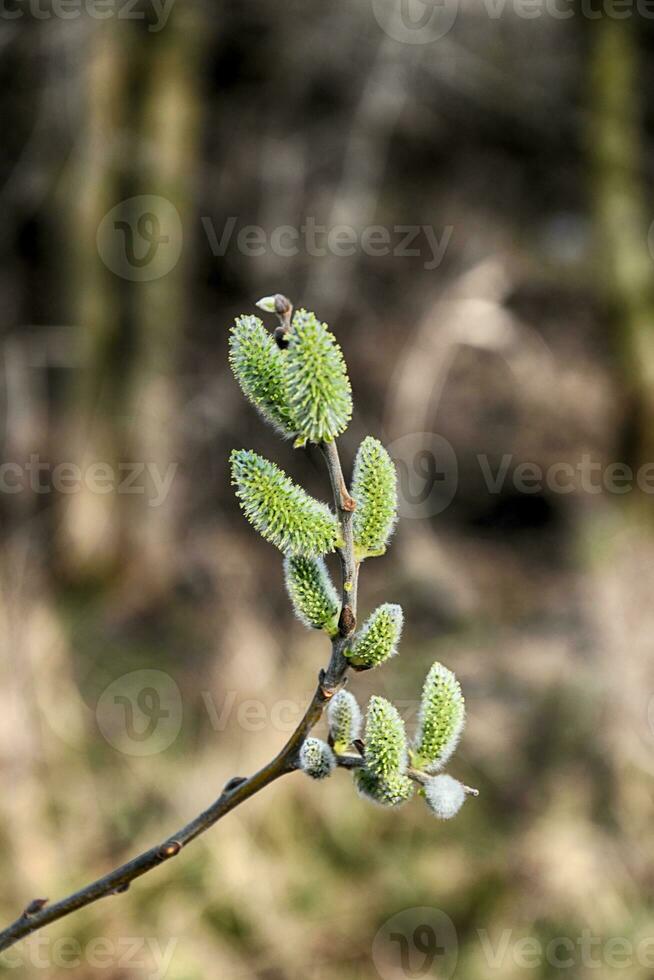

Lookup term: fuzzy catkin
[346,604,403,669]
[284,556,340,634]
[411,662,465,773]
[284,309,352,445]
[351,437,398,559]
[230,449,342,557]
[327,690,363,753]
[299,738,336,779]
[424,775,466,819]
[229,316,296,437]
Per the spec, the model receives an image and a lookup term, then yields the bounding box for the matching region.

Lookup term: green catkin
[411,662,465,773]
[364,696,408,781]
[283,556,340,634]
[299,738,336,779]
[354,695,413,807]
[229,316,296,437]
[353,768,414,807]
[327,690,362,754]
[351,437,398,559]
[284,309,352,444]
[345,604,403,669]
[230,449,342,557]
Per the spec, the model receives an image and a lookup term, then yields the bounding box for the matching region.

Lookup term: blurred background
[1,1,654,977]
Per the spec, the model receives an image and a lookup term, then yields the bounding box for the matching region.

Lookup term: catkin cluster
[229,298,474,821]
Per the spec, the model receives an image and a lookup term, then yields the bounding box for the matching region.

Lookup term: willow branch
[0,438,358,953]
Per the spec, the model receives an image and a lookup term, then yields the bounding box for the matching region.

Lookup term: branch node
[338,606,356,636]
[159,840,182,859]
[23,899,48,918]
[223,776,247,794]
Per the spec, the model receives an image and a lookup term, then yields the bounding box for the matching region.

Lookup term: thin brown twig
[0,439,357,953]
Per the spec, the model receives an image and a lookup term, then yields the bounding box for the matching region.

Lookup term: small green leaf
[285,309,352,444]
[345,603,403,669]
[230,449,342,557]
[352,437,398,560]
[299,738,336,779]
[229,316,296,437]
[411,662,465,773]
[327,690,362,754]
[284,556,339,635]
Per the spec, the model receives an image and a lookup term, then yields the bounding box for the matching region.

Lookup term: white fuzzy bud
[299,737,336,780]
[327,690,362,753]
[424,774,466,820]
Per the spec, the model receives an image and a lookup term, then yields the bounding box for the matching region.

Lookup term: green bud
[229,316,296,437]
[345,603,403,669]
[255,295,278,313]
[411,662,465,773]
[327,690,362,754]
[353,768,414,807]
[299,737,336,779]
[230,449,342,557]
[283,556,339,635]
[284,309,352,444]
[352,437,398,559]
[364,695,408,782]
[423,774,467,819]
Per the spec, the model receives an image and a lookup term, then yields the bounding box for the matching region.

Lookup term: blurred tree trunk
[588,19,654,484]
[59,11,203,592]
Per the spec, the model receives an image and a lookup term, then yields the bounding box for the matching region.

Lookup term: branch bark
[0,440,357,953]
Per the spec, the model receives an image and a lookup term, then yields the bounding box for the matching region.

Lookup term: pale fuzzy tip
[424,774,466,820]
